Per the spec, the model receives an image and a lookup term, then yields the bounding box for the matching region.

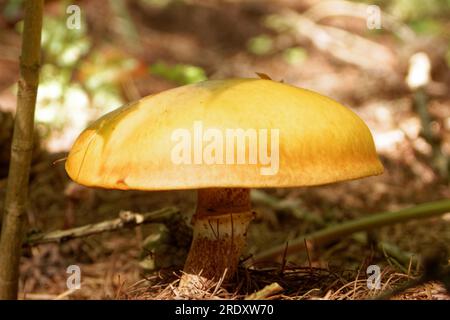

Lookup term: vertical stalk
[180,188,254,289]
[0,0,44,299]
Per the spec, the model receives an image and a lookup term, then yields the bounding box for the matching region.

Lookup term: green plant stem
[0,0,44,300]
[250,199,450,264]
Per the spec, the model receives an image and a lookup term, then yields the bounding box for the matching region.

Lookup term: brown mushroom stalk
[180,188,254,287]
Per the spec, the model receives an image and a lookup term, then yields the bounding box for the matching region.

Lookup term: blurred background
[0,0,449,299]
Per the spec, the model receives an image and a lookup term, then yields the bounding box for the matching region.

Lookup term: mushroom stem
[180,188,254,289]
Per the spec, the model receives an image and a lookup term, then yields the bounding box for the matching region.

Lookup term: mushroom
[65,78,383,288]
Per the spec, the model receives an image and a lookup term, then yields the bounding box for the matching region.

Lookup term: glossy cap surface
[66,79,383,190]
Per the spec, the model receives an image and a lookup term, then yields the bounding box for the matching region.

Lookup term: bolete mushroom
[65,78,383,288]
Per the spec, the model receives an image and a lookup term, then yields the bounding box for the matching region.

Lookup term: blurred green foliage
[41,16,90,67]
[386,0,450,21]
[12,1,137,136]
[32,9,93,132]
[81,51,138,114]
[282,47,308,65]
[8,0,209,137]
[408,19,447,36]
[264,15,291,33]
[150,61,207,85]
[247,35,273,55]
[2,0,24,20]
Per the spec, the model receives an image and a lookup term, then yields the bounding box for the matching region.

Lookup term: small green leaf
[282,47,308,65]
[150,61,207,85]
[247,35,273,56]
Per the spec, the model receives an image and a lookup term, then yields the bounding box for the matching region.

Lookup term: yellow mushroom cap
[65,78,383,190]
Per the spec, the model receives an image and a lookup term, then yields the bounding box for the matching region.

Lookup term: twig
[245,282,283,300]
[0,0,44,300]
[24,207,180,246]
[20,293,59,300]
[250,199,450,263]
[279,242,289,274]
[304,238,313,271]
[53,288,78,300]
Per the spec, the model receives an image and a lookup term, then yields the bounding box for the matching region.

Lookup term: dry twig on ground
[25,207,180,246]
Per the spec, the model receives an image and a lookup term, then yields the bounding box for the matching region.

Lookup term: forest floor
[0,0,449,300]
